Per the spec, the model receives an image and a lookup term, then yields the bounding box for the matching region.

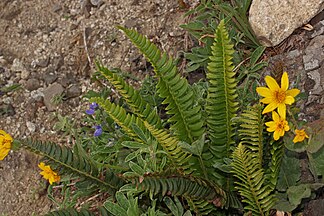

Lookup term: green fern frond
[186,197,216,215]
[91,97,150,142]
[231,143,276,216]
[126,172,226,206]
[96,62,162,129]
[238,105,264,165]
[144,121,193,174]
[20,139,123,191]
[265,140,284,190]
[118,26,204,143]
[205,20,238,172]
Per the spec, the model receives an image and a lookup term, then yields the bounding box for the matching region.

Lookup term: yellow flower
[256,72,300,118]
[265,111,290,140]
[0,130,13,160]
[38,162,60,185]
[293,129,309,143]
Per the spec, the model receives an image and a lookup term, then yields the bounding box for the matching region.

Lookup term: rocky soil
[0,0,324,215]
[0,0,194,214]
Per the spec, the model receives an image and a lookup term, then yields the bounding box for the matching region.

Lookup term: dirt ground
[0,0,192,215]
[1,0,324,215]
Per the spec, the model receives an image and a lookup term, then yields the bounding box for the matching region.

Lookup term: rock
[58,73,76,87]
[42,83,64,111]
[26,121,36,133]
[90,0,104,6]
[35,57,50,68]
[43,67,58,85]
[66,84,81,98]
[52,55,64,71]
[52,3,62,13]
[249,0,324,47]
[20,70,30,80]
[24,78,40,91]
[303,35,324,71]
[11,58,25,72]
[304,199,324,216]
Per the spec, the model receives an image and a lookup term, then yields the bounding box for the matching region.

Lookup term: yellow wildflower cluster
[38,162,60,185]
[257,72,308,143]
[0,130,13,160]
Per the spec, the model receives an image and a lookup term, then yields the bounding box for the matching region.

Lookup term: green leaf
[164,196,183,216]
[283,135,306,153]
[309,145,324,177]
[276,154,301,191]
[306,132,324,154]
[104,201,128,216]
[129,161,145,176]
[287,184,311,207]
[178,134,205,156]
[249,46,265,66]
[122,141,145,149]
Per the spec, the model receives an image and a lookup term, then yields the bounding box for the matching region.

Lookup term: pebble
[42,82,64,111]
[25,78,40,91]
[26,121,36,133]
[66,84,82,98]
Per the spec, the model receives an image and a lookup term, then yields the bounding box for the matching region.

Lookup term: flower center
[276,120,285,131]
[275,90,286,103]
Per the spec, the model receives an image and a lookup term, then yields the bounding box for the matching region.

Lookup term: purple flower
[86,102,98,115]
[90,102,98,109]
[93,125,102,137]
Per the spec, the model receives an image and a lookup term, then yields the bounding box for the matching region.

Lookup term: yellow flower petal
[284,95,295,105]
[277,103,286,119]
[272,111,280,122]
[260,97,273,104]
[273,131,280,140]
[281,72,289,91]
[256,87,273,98]
[265,76,280,91]
[286,89,300,97]
[263,103,278,114]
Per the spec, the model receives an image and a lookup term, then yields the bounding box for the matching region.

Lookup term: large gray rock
[43,83,64,111]
[249,0,324,47]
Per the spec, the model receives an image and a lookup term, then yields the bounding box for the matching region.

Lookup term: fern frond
[21,139,124,192]
[205,20,238,177]
[144,121,193,174]
[265,140,284,190]
[231,143,276,216]
[126,172,226,206]
[238,105,264,165]
[91,97,150,142]
[118,26,204,143]
[186,197,216,215]
[96,62,162,129]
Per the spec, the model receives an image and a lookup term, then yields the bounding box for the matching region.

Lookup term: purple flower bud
[85,109,95,115]
[90,102,98,110]
[94,125,102,137]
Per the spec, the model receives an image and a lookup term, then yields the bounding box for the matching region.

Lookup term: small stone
[125,19,137,28]
[43,67,58,85]
[11,58,25,72]
[43,83,64,111]
[90,0,104,6]
[66,84,81,98]
[52,4,62,13]
[20,70,30,80]
[26,121,36,133]
[25,78,40,91]
[36,57,50,68]
[58,73,76,87]
[52,55,64,71]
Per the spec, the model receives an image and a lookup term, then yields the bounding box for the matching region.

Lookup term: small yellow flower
[265,111,290,140]
[256,72,300,118]
[38,162,60,185]
[293,129,309,143]
[0,130,13,160]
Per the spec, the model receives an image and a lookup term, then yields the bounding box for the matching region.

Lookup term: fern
[238,105,264,165]
[144,121,193,174]
[205,20,238,183]
[96,62,162,129]
[118,26,204,143]
[231,143,276,216]
[125,172,226,206]
[90,97,151,143]
[186,198,215,215]
[20,139,123,192]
